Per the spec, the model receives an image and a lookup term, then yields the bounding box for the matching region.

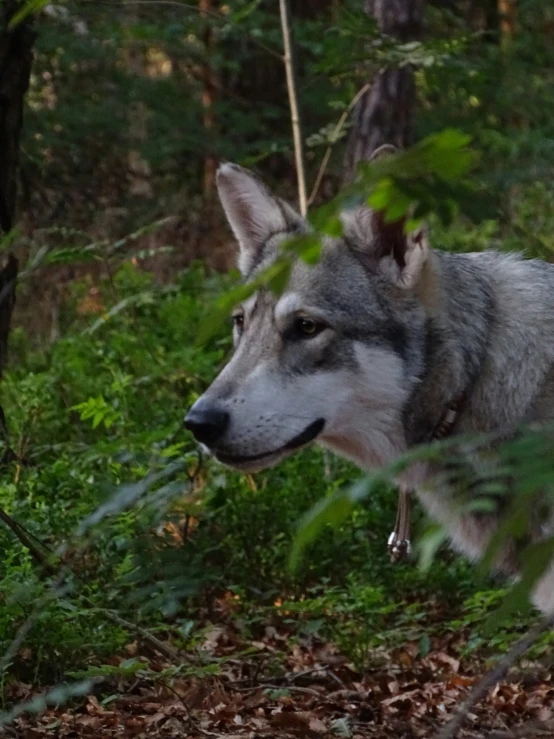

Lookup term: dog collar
[388,392,467,563]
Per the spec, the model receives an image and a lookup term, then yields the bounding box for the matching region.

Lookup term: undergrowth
[0,257,545,693]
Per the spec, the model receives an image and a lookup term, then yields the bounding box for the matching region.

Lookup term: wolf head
[185,154,432,473]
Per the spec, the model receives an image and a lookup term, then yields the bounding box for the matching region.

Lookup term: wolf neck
[401,250,495,449]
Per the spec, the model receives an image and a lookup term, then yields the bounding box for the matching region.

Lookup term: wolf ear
[216,163,300,276]
[344,144,429,289]
[343,206,428,290]
[372,212,428,289]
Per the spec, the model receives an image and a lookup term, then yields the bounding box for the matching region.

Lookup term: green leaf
[418,633,431,657]
[266,261,292,295]
[264,687,291,699]
[84,293,154,336]
[282,233,323,265]
[8,0,49,28]
[196,257,293,345]
[308,201,343,234]
[485,537,554,632]
[290,478,374,572]
[331,718,352,737]
[417,524,448,573]
[0,679,96,726]
[477,497,531,581]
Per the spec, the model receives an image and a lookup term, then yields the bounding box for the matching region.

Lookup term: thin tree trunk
[200,0,217,204]
[498,0,516,46]
[343,0,424,182]
[0,1,34,433]
[0,1,35,233]
[124,7,153,199]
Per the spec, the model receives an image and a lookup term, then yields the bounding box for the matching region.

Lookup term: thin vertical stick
[307,83,371,207]
[279,0,307,216]
[200,0,217,203]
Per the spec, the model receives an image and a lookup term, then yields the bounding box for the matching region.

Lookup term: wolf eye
[295,318,323,338]
[232,313,244,331]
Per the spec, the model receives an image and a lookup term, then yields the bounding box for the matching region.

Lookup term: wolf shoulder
[441,248,554,325]
[441,248,554,429]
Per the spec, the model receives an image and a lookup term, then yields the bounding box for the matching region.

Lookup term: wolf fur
[185,157,554,613]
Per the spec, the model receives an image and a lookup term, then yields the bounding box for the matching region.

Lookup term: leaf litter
[2,599,554,739]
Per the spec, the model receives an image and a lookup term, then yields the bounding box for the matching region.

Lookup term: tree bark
[0,1,34,385]
[343,0,424,182]
[0,1,35,233]
[498,0,517,46]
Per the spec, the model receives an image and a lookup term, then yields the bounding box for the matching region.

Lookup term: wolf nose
[184,405,230,447]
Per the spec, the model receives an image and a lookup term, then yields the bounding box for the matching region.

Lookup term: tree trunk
[123,7,153,200]
[343,0,424,182]
[0,1,35,233]
[498,0,516,46]
[0,2,34,384]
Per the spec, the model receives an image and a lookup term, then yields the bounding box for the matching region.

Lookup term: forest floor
[5,599,554,739]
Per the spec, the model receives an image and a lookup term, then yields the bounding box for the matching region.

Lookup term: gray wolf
[185,152,554,613]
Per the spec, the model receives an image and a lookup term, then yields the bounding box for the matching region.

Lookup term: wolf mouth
[215,418,325,465]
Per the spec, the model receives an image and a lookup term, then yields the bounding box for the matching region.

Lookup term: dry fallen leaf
[309,716,328,734]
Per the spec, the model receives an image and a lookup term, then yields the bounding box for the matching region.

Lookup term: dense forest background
[12,0,554,332]
[1,0,554,736]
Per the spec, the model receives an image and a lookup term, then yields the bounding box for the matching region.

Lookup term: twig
[325,668,347,689]
[0,505,183,665]
[0,507,53,570]
[485,719,554,738]
[250,655,266,685]
[435,612,554,739]
[230,666,325,687]
[233,683,321,697]
[279,0,307,216]
[307,83,371,207]
[94,608,181,663]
